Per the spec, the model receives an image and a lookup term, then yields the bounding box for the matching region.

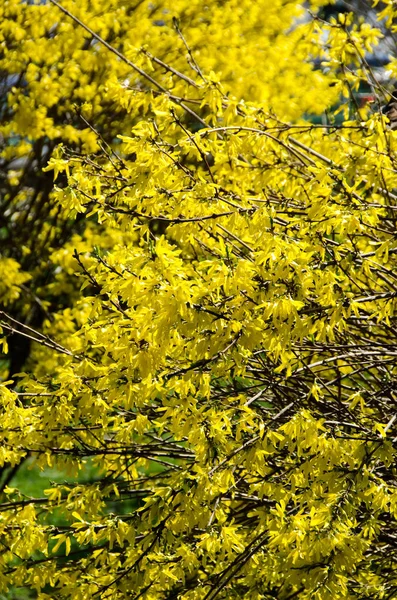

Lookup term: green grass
[11,456,99,499]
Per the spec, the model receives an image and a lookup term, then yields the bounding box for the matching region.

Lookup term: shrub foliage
[1,0,397,598]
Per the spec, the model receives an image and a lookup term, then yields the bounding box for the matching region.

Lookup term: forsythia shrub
[1,0,397,598]
[0,0,335,377]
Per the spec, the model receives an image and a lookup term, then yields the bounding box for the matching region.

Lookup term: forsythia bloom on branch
[1,0,397,598]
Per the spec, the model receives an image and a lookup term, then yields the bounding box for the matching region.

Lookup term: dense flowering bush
[2,0,397,598]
